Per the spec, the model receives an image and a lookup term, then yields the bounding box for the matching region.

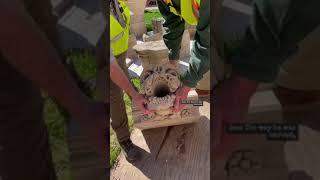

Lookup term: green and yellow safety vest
[163,0,201,26]
[110,1,131,56]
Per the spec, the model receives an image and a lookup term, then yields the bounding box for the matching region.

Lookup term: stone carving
[152,18,164,34]
[139,108,195,123]
[142,18,164,42]
[139,62,181,120]
[181,109,192,118]
[140,64,180,96]
[132,37,200,129]
[142,32,163,42]
[225,150,262,177]
[147,94,176,111]
[133,40,169,68]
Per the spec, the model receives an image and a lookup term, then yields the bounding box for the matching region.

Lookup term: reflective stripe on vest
[110,1,130,56]
[163,0,200,26]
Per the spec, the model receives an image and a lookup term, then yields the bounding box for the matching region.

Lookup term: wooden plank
[111,101,210,180]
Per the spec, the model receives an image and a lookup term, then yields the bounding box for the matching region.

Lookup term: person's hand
[72,101,108,161]
[174,86,191,112]
[132,92,151,114]
[213,76,258,160]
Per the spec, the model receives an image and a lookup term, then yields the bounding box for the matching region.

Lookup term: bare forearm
[0,0,89,116]
[110,61,138,98]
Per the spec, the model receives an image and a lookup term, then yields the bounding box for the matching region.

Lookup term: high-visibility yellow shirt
[163,0,201,26]
[110,0,131,56]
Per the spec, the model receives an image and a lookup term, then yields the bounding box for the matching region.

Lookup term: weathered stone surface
[147,94,176,111]
[142,32,163,42]
[133,37,200,129]
[180,30,191,60]
[126,0,147,38]
[133,90,200,129]
[133,40,169,67]
[140,63,180,96]
[152,18,164,34]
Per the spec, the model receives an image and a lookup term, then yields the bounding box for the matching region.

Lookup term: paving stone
[57,3,105,50]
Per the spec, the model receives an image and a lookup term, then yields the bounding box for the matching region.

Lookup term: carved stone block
[142,32,163,42]
[133,40,169,68]
[133,90,200,130]
[133,37,200,130]
[134,60,200,129]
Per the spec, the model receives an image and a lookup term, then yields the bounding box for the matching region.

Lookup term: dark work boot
[119,139,142,162]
